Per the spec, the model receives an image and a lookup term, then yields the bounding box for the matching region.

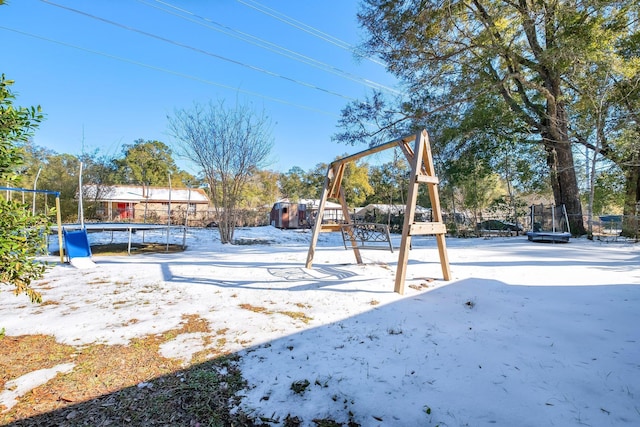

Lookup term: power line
[0,25,341,117]
[137,0,401,96]
[38,0,357,102]
[236,0,387,67]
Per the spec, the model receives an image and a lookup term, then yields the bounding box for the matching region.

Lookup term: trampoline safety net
[530,204,570,234]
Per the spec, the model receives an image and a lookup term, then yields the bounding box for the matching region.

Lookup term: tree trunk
[621,163,640,238]
[217,204,237,244]
[542,100,586,235]
[557,143,585,235]
[218,221,232,244]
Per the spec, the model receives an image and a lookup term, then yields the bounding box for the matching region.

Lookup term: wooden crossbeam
[410,222,447,235]
[318,224,344,232]
[416,175,440,184]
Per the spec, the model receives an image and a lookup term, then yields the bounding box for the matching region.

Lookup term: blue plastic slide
[63,228,92,260]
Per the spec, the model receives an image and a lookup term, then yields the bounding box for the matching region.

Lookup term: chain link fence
[84,206,272,228]
[444,211,638,241]
[573,214,639,242]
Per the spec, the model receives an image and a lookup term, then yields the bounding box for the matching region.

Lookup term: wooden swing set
[305,129,451,294]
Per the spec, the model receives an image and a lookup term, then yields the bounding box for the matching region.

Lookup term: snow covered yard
[1,227,639,426]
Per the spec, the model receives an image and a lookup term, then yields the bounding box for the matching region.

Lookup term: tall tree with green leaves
[340,158,374,207]
[114,139,182,186]
[241,170,281,208]
[567,19,639,236]
[279,166,307,201]
[0,74,47,303]
[14,141,55,214]
[38,153,81,221]
[604,51,640,236]
[304,163,328,200]
[612,77,640,235]
[337,0,638,235]
[434,91,548,223]
[365,153,409,206]
[367,162,396,205]
[77,150,121,220]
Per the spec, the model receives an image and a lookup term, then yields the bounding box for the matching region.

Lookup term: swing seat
[340,223,394,252]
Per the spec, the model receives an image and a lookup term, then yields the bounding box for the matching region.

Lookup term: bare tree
[168,100,273,243]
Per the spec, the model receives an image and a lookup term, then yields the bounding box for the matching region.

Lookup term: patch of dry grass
[279,311,313,324]
[239,304,313,324]
[408,278,435,291]
[0,314,259,426]
[238,303,270,314]
[0,335,75,393]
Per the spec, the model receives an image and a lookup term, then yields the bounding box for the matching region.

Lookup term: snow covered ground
[1,226,639,426]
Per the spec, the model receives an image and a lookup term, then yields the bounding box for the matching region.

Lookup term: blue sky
[1,0,401,175]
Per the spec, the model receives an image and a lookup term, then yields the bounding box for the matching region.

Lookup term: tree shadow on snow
[5,277,640,426]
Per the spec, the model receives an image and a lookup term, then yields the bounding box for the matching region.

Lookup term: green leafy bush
[0,199,50,303]
[0,72,46,303]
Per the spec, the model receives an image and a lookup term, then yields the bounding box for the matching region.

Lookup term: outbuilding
[270,201,308,229]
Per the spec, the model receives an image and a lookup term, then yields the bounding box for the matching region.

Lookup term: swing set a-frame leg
[394,130,450,294]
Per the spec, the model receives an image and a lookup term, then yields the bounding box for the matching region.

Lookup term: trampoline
[55,223,186,255]
[526,204,571,243]
[527,230,571,243]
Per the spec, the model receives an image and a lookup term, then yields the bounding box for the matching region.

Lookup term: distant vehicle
[599,215,622,223]
[477,220,523,232]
